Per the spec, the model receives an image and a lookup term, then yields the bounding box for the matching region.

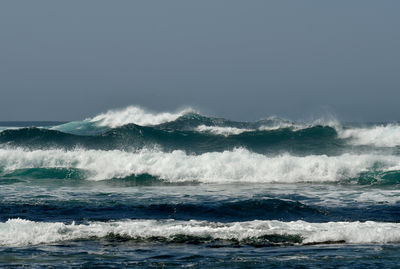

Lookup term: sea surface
[1,106,400,268]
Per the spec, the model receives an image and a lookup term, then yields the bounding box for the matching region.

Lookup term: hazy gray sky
[0,1,399,121]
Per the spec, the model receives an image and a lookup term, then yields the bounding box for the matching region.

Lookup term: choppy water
[1,106,400,267]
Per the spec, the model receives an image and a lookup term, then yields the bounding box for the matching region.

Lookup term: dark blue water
[1,107,400,267]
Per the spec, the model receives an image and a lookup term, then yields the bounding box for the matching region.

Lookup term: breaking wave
[2,218,400,247]
[0,106,396,151]
[89,106,196,128]
[338,124,400,147]
[0,147,399,184]
[52,106,195,135]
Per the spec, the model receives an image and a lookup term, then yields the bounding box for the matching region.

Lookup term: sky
[0,1,399,122]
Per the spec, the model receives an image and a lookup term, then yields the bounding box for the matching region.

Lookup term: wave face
[2,106,400,267]
[0,125,343,155]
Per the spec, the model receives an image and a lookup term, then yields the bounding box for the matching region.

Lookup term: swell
[0,198,324,223]
[0,128,100,149]
[2,197,400,224]
[0,124,343,155]
[106,123,341,154]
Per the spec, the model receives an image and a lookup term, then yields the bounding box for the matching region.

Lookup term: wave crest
[90,106,195,128]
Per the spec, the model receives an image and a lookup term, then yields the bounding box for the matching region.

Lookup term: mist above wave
[90,106,196,128]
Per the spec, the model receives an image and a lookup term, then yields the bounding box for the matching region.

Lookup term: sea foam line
[2,218,400,247]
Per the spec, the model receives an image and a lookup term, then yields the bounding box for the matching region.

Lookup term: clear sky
[0,1,399,122]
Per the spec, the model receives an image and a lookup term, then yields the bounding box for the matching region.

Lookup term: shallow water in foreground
[1,181,400,267]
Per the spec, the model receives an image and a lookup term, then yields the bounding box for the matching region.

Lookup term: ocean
[1,106,400,268]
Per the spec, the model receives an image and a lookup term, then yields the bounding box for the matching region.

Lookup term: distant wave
[50,107,299,136]
[47,106,400,149]
[0,124,342,155]
[2,218,400,247]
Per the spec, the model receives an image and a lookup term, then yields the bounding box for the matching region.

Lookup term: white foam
[195,123,307,136]
[1,218,400,247]
[300,188,400,207]
[195,120,336,136]
[258,123,296,131]
[88,106,195,128]
[0,147,399,182]
[354,190,400,205]
[258,117,340,132]
[339,124,400,147]
[195,125,253,136]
